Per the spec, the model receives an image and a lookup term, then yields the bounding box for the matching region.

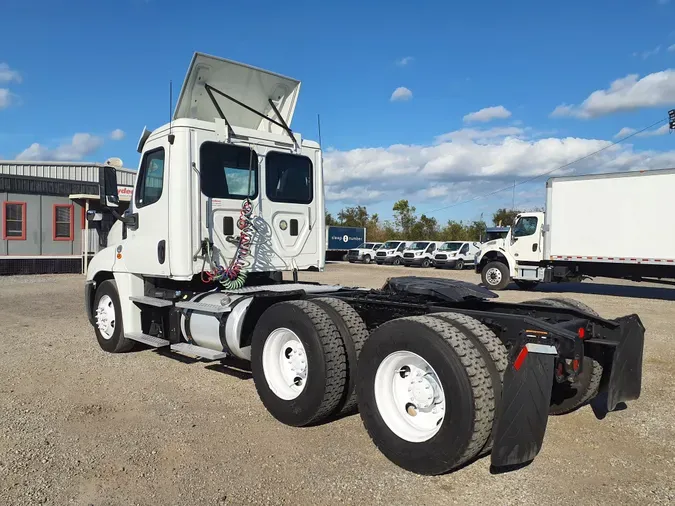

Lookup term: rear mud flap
[490,344,555,468]
[605,315,644,411]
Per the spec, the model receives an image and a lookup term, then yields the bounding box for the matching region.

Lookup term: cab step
[125,332,170,347]
[174,301,230,313]
[170,342,228,361]
[129,296,174,308]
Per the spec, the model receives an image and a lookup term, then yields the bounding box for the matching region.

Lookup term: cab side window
[460,244,470,255]
[513,217,538,237]
[397,243,406,252]
[427,244,436,253]
[135,148,165,208]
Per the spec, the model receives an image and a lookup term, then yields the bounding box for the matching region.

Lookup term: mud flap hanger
[204,82,299,151]
[490,342,557,469]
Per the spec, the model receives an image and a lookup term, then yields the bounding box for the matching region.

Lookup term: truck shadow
[508,282,675,301]
[205,357,253,380]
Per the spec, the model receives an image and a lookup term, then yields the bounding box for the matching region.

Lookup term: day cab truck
[476,169,675,291]
[84,51,646,476]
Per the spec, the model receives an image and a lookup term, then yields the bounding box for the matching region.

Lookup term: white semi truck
[84,52,646,476]
[476,169,675,291]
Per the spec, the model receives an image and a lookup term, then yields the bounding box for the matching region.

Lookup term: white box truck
[476,169,675,290]
[83,51,645,476]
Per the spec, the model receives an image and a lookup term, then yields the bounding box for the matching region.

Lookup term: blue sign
[327,226,366,250]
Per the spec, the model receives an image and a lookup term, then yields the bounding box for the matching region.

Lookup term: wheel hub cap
[262,328,308,400]
[95,295,115,340]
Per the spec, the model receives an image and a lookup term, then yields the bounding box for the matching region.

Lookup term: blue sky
[2,0,675,225]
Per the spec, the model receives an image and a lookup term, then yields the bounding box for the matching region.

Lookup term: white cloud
[110,128,125,141]
[640,45,661,60]
[323,126,675,205]
[463,105,512,123]
[395,56,414,66]
[669,44,675,52]
[551,69,675,118]
[15,133,104,161]
[614,127,637,138]
[390,87,412,102]
[637,124,670,137]
[0,63,21,84]
[0,89,13,109]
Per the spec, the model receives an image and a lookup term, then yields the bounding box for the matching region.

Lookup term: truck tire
[454,259,465,270]
[93,279,136,353]
[421,258,431,268]
[430,312,507,455]
[392,257,402,266]
[356,315,493,475]
[311,297,369,415]
[251,300,347,427]
[522,297,603,415]
[363,255,372,264]
[481,261,510,290]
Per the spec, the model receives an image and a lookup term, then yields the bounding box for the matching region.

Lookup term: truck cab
[375,240,411,265]
[433,241,481,270]
[402,241,442,268]
[348,242,383,264]
[475,212,545,289]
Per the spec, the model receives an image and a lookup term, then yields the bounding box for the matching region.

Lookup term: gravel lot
[1,263,674,505]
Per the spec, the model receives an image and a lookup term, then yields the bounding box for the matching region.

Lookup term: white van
[433,241,481,270]
[402,241,444,268]
[347,242,383,264]
[374,240,412,265]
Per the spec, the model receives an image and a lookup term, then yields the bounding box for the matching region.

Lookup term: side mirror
[86,210,103,222]
[99,165,119,208]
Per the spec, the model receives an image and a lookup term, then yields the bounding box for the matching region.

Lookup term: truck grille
[403,253,414,258]
[348,250,359,257]
[435,254,447,260]
[376,252,386,257]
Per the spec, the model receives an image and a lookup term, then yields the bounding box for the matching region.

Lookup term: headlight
[415,252,422,256]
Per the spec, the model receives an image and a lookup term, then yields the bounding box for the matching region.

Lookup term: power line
[428,116,668,214]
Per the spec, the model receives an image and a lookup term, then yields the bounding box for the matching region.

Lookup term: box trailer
[325,225,366,261]
[84,51,645,476]
[476,168,675,290]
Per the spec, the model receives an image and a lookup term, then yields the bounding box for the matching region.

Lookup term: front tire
[481,261,510,290]
[363,255,371,264]
[251,300,347,426]
[454,259,465,270]
[356,316,494,475]
[93,279,135,353]
[392,257,402,266]
[421,258,431,268]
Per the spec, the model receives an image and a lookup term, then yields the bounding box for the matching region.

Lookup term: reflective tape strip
[525,343,558,355]
[550,255,675,264]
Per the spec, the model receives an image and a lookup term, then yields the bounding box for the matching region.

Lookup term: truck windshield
[200,142,258,199]
[357,243,374,249]
[439,242,462,251]
[409,242,429,250]
[373,244,382,250]
[382,241,400,249]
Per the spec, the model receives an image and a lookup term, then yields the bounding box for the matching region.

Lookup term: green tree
[492,208,521,227]
[466,220,487,241]
[442,220,468,241]
[392,199,417,237]
[411,214,440,240]
[337,205,370,228]
[325,209,339,226]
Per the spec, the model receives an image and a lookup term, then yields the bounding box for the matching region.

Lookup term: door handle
[532,244,538,252]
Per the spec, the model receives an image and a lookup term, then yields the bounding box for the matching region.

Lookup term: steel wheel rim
[374,351,446,443]
[95,294,116,340]
[262,328,308,400]
[486,267,502,285]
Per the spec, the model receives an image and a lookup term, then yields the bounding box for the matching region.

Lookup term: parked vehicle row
[348,240,481,270]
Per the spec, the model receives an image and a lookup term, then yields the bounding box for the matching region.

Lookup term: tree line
[326,200,537,242]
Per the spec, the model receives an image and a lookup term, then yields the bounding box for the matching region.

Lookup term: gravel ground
[1,263,674,506]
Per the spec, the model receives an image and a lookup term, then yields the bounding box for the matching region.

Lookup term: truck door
[119,140,170,276]
[262,150,319,269]
[510,215,543,263]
